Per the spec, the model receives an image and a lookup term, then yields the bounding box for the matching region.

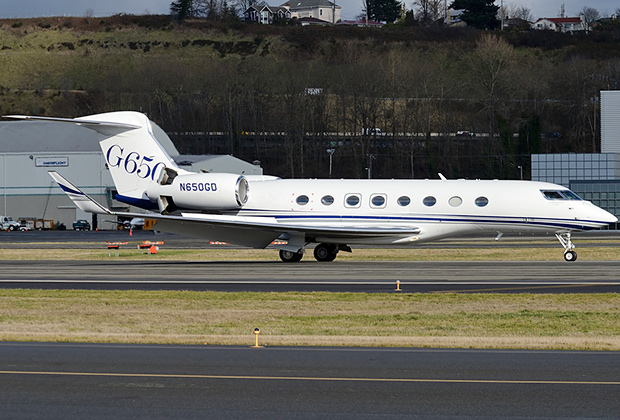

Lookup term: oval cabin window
[448,196,463,207]
[475,196,489,207]
[423,196,436,207]
[397,196,411,206]
[296,195,309,205]
[345,194,361,207]
[371,194,386,208]
[321,195,334,206]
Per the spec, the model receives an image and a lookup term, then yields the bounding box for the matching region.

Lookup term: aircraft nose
[603,210,618,224]
[595,206,617,224]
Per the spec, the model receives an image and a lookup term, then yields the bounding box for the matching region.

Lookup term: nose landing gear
[556,232,577,262]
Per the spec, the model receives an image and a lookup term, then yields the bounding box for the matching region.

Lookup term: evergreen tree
[364,0,402,23]
[170,0,195,21]
[450,0,499,30]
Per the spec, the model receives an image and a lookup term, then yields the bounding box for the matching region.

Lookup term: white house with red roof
[531,16,589,33]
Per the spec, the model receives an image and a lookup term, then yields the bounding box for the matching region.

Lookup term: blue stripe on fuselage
[237,211,605,231]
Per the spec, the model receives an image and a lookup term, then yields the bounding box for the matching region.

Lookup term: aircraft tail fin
[7,111,182,209]
[48,171,111,215]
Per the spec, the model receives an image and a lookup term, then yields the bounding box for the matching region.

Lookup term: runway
[1,342,618,419]
[1,259,620,293]
[1,230,619,292]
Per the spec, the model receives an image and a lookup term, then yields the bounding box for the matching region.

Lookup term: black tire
[563,250,577,262]
[313,243,338,262]
[279,249,303,263]
[8,225,15,231]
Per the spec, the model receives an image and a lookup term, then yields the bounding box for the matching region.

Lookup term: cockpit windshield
[541,190,582,201]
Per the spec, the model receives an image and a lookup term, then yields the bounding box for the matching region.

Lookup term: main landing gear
[313,243,339,262]
[555,232,577,262]
[279,243,343,263]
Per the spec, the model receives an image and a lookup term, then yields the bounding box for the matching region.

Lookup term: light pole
[366,154,376,179]
[326,148,335,178]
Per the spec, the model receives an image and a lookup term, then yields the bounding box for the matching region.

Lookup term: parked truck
[0,216,24,231]
[72,219,91,231]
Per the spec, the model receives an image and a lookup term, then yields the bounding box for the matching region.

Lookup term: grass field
[1,289,619,350]
[1,242,620,261]
[1,244,619,350]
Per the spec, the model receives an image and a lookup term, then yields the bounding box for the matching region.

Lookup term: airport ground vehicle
[72,219,91,231]
[0,216,23,231]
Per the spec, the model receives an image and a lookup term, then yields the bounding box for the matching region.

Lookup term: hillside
[1,15,620,179]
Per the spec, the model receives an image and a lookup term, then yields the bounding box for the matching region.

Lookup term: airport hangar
[0,119,262,230]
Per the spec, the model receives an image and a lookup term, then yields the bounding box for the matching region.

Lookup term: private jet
[6,112,617,262]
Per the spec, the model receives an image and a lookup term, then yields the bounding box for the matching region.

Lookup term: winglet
[48,171,112,215]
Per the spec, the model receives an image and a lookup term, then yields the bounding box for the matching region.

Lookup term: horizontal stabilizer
[3,115,141,136]
[48,171,111,215]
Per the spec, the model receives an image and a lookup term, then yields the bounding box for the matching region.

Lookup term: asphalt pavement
[1,259,619,293]
[1,342,618,419]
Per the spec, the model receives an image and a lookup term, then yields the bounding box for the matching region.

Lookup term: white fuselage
[228,178,616,245]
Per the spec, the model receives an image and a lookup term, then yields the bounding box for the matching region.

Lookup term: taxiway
[1,342,618,419]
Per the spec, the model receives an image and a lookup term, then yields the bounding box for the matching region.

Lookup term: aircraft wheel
[279,249,303,263]
[563,250,577,262]
[313,243,338,262]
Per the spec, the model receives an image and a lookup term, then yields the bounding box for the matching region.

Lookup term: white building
[283,0,341,24]
[244,5,291,24]
[601,90,620,153]
[531,16,588,33]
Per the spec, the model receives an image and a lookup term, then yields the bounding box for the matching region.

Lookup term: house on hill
[531,16,589,33]
[283,0,341,24]
[244,4,291,24]
[445,8,465,26]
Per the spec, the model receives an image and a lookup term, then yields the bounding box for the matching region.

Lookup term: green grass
[1,243,618,349]
[1,245,620,261]
[1,289,619,350]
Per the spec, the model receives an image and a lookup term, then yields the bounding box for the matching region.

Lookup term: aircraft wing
[49,171,421,249]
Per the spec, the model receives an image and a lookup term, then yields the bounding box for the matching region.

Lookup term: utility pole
[326,148,335,178]
[366,154,376,179]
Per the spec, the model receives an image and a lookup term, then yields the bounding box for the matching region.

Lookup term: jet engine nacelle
[146,172,249,213]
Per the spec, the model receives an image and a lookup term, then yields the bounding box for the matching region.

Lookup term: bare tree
[580,6,600,25]
[513,6,532,21]
[84,8,95,24]
[412,0,444,25]
[466,34,519,176]
[499,2,532,21]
